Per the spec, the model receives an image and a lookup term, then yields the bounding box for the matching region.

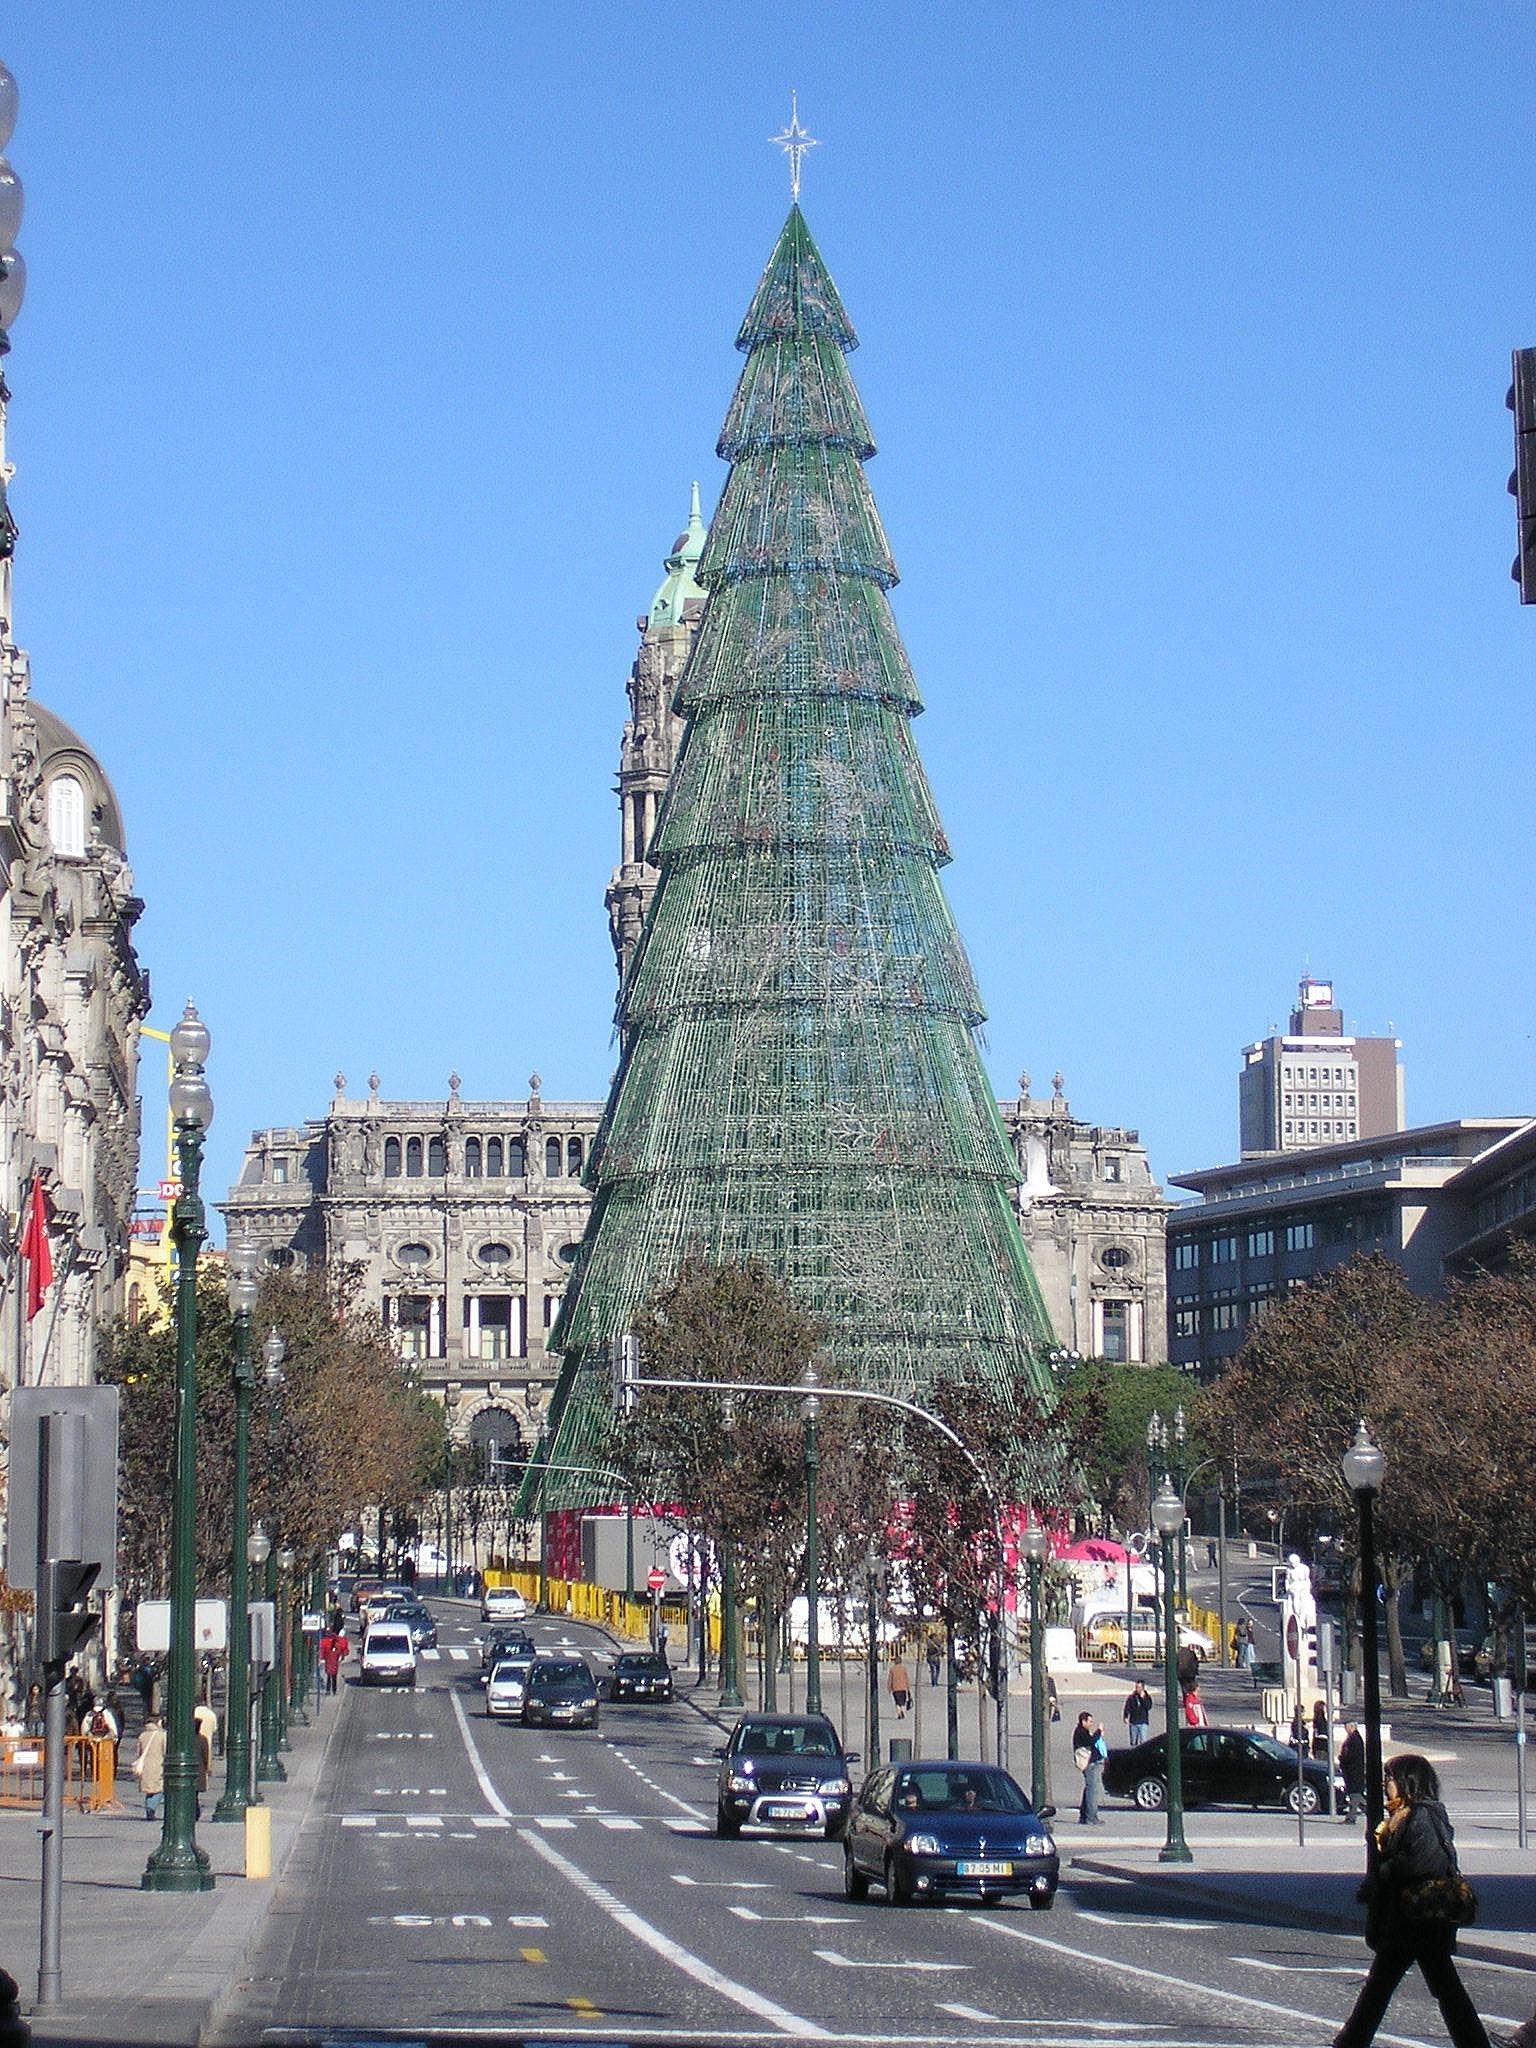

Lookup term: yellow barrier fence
[0,1735,117,1811]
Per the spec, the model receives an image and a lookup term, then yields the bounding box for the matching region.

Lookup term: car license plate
[956,1859,1012,1877]
[764,1801,814,1821]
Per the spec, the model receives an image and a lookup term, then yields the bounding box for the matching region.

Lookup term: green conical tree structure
[539,207,1052,1499]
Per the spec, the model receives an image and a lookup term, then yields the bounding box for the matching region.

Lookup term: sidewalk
[0,1687,338,2048]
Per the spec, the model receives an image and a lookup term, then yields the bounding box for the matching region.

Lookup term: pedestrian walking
[1123,1679,1152,1747]
[924,1634,942,1687]
[1183,1683,1209,1728]
[1312,1699,1330,1760]
[320,1628,347,1694]
[1339,1721,1366,1822]
[132,1712,165,1822]
[888,1657,912,1720]
[1206,1538,1218,1569]
[1333,1753,1489,2048]
[131,1653,157,1718]
[1073,1712,1106,1825]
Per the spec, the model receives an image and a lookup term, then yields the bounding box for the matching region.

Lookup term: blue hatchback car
[843,1759,1058,1908]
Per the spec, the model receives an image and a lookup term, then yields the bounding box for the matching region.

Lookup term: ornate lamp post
[1151,1477,1192,1863]
[1142,1413,1167,1662]
[1019,1523,1050,1811]
[1172,1406,1189,1607]
[718,1395,743,1710]
[799,1363,822,1715]
[143,1003,216,1894]
[212,1242,260,1822]
[275,1547,295,1749]
[251,1520,283,1785]
[1342,1420,1387,1855]
[864,1540,885,1765]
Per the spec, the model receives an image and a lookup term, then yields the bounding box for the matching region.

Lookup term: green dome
[646,481,708,630]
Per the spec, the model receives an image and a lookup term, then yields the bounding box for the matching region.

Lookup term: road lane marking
[536,1816,577,1829]
[937,2007,999,2024]
[568,1996,604,2016]
[1231,1958,1364,1976]
[472,1816,511,1829]
[672,1874,772,1889]
[729,1906,856,1924]
[600,1815,642,1829]
[520,1946,548,1963]
[509,1914,549,1927]
[340,1816,374,1827]
[449,1686,515,1817]
[813,1949,969,1972]
[518,1826,830,2040]
[970,1913,1438,2046]
[420,1649,441,1660]
[935,2010,1153,2033]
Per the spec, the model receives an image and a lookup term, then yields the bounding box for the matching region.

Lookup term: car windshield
[533,1662,588,1687]
[893,1766,1029,1815]
[618,1656,664,1673]
[368,1631,411,1653]
[490,1659,532,1682]
[1251,1734,1302,1763]
[735,1722,840,1758]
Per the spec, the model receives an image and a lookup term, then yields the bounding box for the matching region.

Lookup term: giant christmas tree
[541,206,1052,1496]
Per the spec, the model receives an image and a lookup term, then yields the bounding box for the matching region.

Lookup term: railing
[0,1735,117,1812]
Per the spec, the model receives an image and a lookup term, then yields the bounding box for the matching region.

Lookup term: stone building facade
[1002,1074,1169,1365]
[0,370,149,1394]
[221,1076,601,1454]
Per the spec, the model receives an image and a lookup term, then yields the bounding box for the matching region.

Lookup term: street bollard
[244,1803,271,1881]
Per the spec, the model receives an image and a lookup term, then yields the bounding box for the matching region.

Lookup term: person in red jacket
[320,1628,348,1694]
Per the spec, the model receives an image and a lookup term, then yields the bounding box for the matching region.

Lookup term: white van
[361,1621,417,1687]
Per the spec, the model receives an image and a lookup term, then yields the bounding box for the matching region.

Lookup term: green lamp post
[275,1547,295,1750]
[1019,1522,1051,1811]
[718,1394,743,1710]
[143,1002,216,1894]
[1173,1406,1189,1607]
[1152,1477,1192,1863]
[799,1364,822,1715]
[252,1520,284,1784]
[865,1542,885,1765]
[212,1241,260,1821]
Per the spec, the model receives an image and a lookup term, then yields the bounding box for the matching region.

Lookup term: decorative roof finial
[528,1072,542,1098]
[333,1072,346,1096]
[770,92,818,203]
[448,1071,461,1100]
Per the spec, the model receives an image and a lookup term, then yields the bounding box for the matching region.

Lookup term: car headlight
[1024,1833,1052,1856]
[824,1777,851,1796]
[728,1772,755,1792]
[906,1833,942,1855]
[581,1696,597,1708]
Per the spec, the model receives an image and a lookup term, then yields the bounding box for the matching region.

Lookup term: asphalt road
[211,1599,1529,2048]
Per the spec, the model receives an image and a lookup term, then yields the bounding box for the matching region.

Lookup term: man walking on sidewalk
[1123,1680,1152,1748]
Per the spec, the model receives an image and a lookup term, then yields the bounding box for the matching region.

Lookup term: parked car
[486,1654,537,1720]
[608,1652,674,1703]
[843,1759,1058,1909]
[715,1714,857,1839]
[1082,1615,1215,1660]
[477,1626,537,1683]
[359,1622,417,1688]
[482,1585,532,1623]
[1473,1634,1536,1688]
[1102,1728,1341,1814]
[522,1658,600,1729]
[381,1600,438,1650]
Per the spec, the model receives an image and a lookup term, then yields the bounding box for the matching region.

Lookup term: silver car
[485,1654,536,1720]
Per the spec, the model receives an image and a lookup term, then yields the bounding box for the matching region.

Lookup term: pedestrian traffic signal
[38,1558,99,1664]
[610,1333,639,1417]
[1508,348,1536,602]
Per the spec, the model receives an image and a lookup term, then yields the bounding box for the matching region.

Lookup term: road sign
[1285,1613,1299,1660]
[647,1566,667,1594]
[135,1598,228,1654]
[7,1387,120,1592]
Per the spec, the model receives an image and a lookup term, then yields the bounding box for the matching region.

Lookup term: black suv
[716,1714,857,1839]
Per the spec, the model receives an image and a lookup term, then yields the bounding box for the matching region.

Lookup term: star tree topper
[771,92,819,202]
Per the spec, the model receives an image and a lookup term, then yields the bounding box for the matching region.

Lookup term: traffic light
[37,1558,99,1664]
[1507,348,1536,602]
[610,1333,639,1417]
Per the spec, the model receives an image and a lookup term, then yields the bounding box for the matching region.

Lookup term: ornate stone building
[1002,1073,1169,1365]
[221,1076,600,1452]
[0,350,149,1394]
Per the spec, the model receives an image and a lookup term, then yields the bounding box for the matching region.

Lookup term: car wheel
[884,1854,913,1906]
[843,1846,869,1899]
[1286,1781,1320,1816]
[716,1805,741,1839]
[1133,1777,1167,1811]
[1029,1891,1056,1911]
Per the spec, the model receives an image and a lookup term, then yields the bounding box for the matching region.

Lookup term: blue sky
[4,4,1532,1218]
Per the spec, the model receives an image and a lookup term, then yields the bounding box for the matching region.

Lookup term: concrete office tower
[1238,977,1404,1158]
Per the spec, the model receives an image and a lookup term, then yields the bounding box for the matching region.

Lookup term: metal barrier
[0,1735,117,1812]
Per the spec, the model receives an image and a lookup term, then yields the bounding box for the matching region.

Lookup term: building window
[1100,1301,1129,1361]
[406,1136,423,1176]
[508,1138,526,1176]
[384,1136,401,1177]
[1173,1306,1199,1339]
[544,1293,559,1328]
[1101,1245,1133,1271]
[267,1247,297,1268]
[1103,1156,1122,1183]
[479,1241,512,1269]
[396,1242,432,1269]
[567,1136,584,1176]
[428,1135,446,1177]
[1172,1240,1199,1271]
[472,1295,514,1361]
[47,775,87,857]
[1284,1220,1315,1252]
[1210,1234,1237,1265]
[1246,1227,1275,1258]
[465,1137,481,1177]
[1209,1302,1240,1332]
[545,1137,562,1177]
[486,1137,503,1175]
[397,1295,433,1359]
[271,1158,289,1185]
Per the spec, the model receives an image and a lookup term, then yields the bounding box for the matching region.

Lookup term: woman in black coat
[1332,1753,1489,2048]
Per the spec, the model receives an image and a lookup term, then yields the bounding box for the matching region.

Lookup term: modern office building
[1238,977,1403,1157]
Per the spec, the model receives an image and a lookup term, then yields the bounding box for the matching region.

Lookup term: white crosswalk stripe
[419,1649,441,1661]
[598,1815,642,1830]
[448,1646,474,1661]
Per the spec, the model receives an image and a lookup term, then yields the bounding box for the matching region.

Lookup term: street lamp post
[1342,1420,1387,1857]
[252,1522,283,1784]
[864,1542,885,1766]
[143,1003,216,1894]
[718,1395,743,1711]
[1019,1523,1050,1812]
[212,1242,260,1822]
[1143,1414,1167,1663]
[1173,1407,1189,1607]
[276,1547,295,1750]
[799,1364,822,1715]
[1151,1477,1192,1863]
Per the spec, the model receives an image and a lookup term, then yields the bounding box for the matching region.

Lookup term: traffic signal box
[1508,348,1536,603]
[37,1560,100,1665]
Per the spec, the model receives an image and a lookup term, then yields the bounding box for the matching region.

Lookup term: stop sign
[647,1566,667,1594]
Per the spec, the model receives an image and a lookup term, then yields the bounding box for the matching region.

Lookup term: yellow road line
[519,1946,547,1964]
[567,1996,604,2017]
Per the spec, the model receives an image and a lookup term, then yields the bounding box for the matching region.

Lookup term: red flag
[19,1174,53,1321]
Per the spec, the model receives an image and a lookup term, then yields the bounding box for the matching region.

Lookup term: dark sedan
[1102,1728,1342,1814]
[844,1760,1058,1909]
[522,1658,600,1730]
[381,1601,438,1650]
[478,1625,537,1683]
[608,1652,674,1703]
[716,1714,857,1839]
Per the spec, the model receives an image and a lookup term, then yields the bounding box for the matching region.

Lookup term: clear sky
[3,4,1532,1221]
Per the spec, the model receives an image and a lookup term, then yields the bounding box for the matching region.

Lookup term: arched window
[507,1138,525,1177]
[486,1136,503,1176]
[428,1136,446,1177]
[464,1137,481,1178]
[545,1137,561,1177]
[567,1136,584,1175]
[384,1136,402,1177]
[405,1136,423,1176]
[47,775,87,858]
